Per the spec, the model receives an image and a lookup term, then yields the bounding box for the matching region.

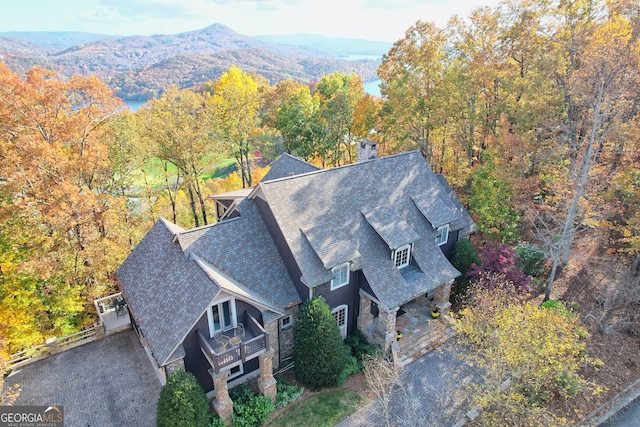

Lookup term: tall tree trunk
[187,183,200,228]
[163,162,178,224]
[545,87,605,299]
[243,144,252,187]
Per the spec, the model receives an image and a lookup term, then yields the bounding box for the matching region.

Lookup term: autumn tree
[455,282,601,426]
[537,10,640,300]
[138,86,213,227]
[0,65,129,349]
[313,72,365,166]
[378,21,449,164]
[207,66,260,188]
[274,84,321,159]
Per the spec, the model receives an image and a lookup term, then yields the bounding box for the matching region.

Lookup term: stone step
[398,328,456,368]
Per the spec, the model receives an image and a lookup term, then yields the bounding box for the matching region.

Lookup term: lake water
[363,79,382,97]
[124,99,146,112]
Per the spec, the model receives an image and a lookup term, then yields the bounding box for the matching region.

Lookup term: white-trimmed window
[331,263,349,290]
[280,315,293,330]
[435,224,449,246]
[332,305,348,339]
[207,298,237,338]
[394,244,411,269]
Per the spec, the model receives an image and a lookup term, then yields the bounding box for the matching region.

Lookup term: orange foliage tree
[0,65,129,351]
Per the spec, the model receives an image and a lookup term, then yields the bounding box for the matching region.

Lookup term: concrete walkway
[4,329,161,427]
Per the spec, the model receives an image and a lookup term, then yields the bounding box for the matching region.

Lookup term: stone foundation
[357,293,374,331]
[258,349,277,403]
[433,281,453,314]
[211,370,233,425]
[164,358,185,377]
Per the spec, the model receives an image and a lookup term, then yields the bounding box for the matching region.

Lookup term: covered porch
[197,312,269,375]
[197,311,278,423]
[358,280,455,365]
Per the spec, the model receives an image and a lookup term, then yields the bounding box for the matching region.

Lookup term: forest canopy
[0,0,638,360]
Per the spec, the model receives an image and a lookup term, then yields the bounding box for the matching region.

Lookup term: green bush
[275,380,304,409]
[516,244,546,277]
[344,329,380,369]
[156,369,211,427]
[541,299,575,319]
[337,355,360,386]
[231,390,275,427]
[208,416,226,427]
[293,296,349,390]
[451,239,480,303]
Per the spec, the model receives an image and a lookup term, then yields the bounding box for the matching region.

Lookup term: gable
[362,204,420,250]
[116,219,218,366]
[411,193,462,229]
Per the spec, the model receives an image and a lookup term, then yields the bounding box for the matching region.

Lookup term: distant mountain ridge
[254,33,391,58]
[0,24,385,100]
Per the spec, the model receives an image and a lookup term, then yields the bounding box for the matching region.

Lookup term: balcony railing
[198,312,269,375]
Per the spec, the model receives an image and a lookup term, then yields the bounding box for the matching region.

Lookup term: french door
[208,299,236,337]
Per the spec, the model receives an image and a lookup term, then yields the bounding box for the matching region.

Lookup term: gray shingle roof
[363,205,421,249]
[256,151,473,309]
[116,201,300,368]
[411,193,461,229]
[261,153,320,182]
[116,219,219,366]
[184,199,301,309]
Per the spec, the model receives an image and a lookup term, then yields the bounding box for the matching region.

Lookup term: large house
[115,141,475,420]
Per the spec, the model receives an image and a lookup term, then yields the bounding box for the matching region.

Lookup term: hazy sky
[1,0,501,42]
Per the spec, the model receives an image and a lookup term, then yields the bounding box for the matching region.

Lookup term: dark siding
[182,300,265,393]
[254,196,308,301]
[236,300,262,324]
[315,270,357,336]
[183,313,213,392]
[439,229,459,259]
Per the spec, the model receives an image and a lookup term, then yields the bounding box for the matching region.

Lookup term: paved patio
[338,338,475,427]
[4,328,161,427]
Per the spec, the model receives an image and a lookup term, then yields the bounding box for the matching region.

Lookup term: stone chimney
[356,139,378,162]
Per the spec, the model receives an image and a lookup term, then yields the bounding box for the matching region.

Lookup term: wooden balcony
[198,312,269,375]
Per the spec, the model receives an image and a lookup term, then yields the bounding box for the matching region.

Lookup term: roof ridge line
[261,150,422,185]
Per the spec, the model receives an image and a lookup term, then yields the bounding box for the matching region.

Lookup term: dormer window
[435,224,449,246]
[331,263,349,290]
[394,245,411,269]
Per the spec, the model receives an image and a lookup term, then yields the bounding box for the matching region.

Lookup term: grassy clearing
[268,390,363,427]
[128,157,237,190]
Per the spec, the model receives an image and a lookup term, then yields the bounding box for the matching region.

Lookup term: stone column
[434,280,453,314]
[258,349,277,403]
[376,308,398,352]
[95,322,106,339]
[357,293,374,331]
[263,318,280,369]
[46,337,60,355]
[211,370,233,424]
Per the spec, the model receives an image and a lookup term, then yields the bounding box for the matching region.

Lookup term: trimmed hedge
[293,296,349,390]
[156,369,210,427]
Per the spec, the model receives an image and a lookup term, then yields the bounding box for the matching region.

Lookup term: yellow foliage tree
[455,283,602,426]
[0,65,129,350]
